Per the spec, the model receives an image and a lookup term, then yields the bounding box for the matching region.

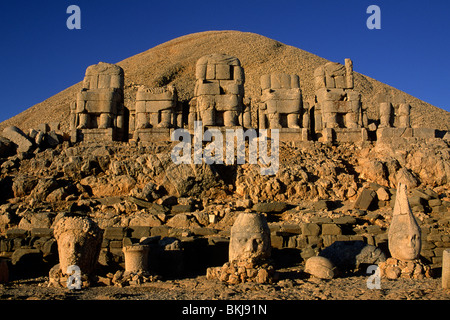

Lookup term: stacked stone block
[378,94,411,129]
[259,73,303,129]
[135,85,178,129]
[313,59,363,130]
[0,227,57,279]
[191,54,245,128]
[71,62,126,142]
[133,85,179,141]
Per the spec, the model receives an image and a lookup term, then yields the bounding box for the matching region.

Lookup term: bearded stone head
[53,215,103,275]
[229,212,271,264]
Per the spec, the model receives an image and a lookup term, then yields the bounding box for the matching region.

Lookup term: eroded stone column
[443,249,450,289]
[123,244,150,274]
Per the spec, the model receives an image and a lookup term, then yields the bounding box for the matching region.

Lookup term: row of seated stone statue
[69,54,412,143]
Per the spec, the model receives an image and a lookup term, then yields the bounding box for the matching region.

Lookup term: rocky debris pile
[356,138,450,190]
[378,257,432,280]
[103,269,160,287]
[235,142,361,202]
[0,123,65,158]
[206,260,277,284]
[48,263,92,288]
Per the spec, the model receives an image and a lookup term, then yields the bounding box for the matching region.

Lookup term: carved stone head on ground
[388,183,421,261]
[53,215,103,275]
[229,212,271,264]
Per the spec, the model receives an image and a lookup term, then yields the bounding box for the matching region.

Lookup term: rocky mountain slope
[1,30,449,133]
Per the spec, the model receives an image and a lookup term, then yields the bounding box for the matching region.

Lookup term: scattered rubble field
[2,267,449,301]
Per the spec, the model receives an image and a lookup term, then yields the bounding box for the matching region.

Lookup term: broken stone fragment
[2,126,33,154]
[304,256,335,280]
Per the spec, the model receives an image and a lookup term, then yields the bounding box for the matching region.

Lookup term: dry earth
[1,267,449,301]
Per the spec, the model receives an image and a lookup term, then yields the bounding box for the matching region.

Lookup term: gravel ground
[1,266,449,301]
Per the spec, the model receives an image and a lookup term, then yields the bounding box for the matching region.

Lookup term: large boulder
[304,256,335,279]
[148,152,223,197]
[2,126,33,154]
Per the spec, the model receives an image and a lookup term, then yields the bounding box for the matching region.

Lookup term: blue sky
[0,0,449,123]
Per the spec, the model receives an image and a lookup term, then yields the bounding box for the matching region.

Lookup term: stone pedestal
[377,127,412,143]
[77,128,115,143]
[123,244,150,274]
[413,128,436,139]
[320,128,369,143]
[278,128,305,142]
[443,249,450,289]
[134,128,172,142]
[334,128,368,143]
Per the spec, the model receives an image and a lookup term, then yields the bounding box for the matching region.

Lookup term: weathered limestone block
[195,81,221,96]
[135,85,177,130]
[193,53,245,127]
[413,128,436,139]
[354,188,376,210]
[50,216,103,287]
[379,102,392,128]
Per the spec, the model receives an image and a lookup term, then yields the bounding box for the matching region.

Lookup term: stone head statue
[53,216,103,276]
[388,183,421,261]
[229,213,271,264]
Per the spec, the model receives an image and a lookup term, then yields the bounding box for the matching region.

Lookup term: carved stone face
[389,232,420,261]
[54,216,103,275]
[229,213,271,263]
[388,183,421,261]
